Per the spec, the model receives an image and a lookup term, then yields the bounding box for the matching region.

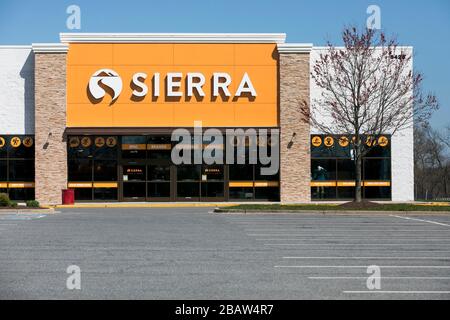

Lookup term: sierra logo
[88,69,123,103]
[87,69,257,103]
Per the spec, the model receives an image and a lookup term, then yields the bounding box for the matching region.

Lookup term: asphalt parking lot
[0,208,449,299]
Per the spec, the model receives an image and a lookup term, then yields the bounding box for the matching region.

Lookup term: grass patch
[218,203,450,212]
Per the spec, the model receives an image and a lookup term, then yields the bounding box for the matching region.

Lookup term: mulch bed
[338,201,384,210]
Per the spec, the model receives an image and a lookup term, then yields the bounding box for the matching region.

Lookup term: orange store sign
[66,43,278,128]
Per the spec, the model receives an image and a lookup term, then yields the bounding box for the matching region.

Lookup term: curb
[0,207,55,214]
[213,209,450,215]
[54,203,236,209]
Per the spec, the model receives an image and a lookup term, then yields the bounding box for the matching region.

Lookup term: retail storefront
[0,33,414,204]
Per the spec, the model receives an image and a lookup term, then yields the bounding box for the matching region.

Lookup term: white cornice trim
[32,43,69,53]
[277,43,313,53]
[59,33,287,44]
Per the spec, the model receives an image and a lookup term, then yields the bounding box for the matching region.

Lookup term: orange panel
[310,181,337,187]
[8,182,35,188]
[229,181,254,187]
[173,44,234,66]
[172,104,235,127]
[234,104,278,127]
[235,44,278,66]
[93,182,118,188]
[113,44,173,65]
[68,182,93,188]
[112,104,174,127]
[68,44,113,65]
[67,104,114,127]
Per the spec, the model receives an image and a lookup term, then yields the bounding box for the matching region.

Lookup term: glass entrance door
[121,164,146,201]
[147,163,172,201]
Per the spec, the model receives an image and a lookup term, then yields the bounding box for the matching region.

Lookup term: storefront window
[201,182,224,198]
[68,159,92,181]
[311,186,337,200]
[255,187,279,201]
[364,158,391,180]
[177,182,200,198]
[364,186,391,199]
[0,135,35,200]
[122,136,146,159]
[0,160,6,181]
[147,182,170,198]
[123,182,146,198]
[68,135,119,201]
[311,159,336,181]
[8,160,34,182]
[148,165,171,181]
[229,164,253,181]
[311,134,391,200]
[66,133,279,202]
[177,165,201,181]
[94,160,117,181]
[147,136,172,160]
[229,187,254,200]
[337,159,355,180]
[94,188,118,201]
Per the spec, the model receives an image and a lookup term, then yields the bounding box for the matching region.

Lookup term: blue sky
[0,0,449,129]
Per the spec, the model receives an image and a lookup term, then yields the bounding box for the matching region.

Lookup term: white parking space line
[343,290,450,294]
[265,243,450,247]
[246,231,450,235]
[390,215,450,227]
[283,257,450,260]
[254,237,450,241]
[275,265,450,269]
[310,276,450,280]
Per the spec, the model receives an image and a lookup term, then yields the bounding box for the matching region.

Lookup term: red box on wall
[62,189,75,205]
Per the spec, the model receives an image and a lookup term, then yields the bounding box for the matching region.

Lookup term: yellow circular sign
[69,137,80,148]
[378,136,389,147]
[338,136,349,147]
[311,136,322,147]
[324,136,334,147]
[81,137,92,148]
[365,136,376,147]
[106,137,117,148]
[10,137,21,148]
[95,137,105,148]
[23,137,34,148]
[0,137,5,148]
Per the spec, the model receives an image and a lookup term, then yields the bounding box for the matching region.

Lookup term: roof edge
[59,33,287,44]
[277,43,313,53]
[32,43,69,53]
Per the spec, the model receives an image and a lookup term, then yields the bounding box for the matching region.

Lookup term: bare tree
[307,27,438,202]
[415,123,450,200]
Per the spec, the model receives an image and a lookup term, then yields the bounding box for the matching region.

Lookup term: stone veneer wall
[34,53,67,205]
[279,52,311,202]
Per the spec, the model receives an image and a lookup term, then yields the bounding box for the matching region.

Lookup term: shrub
[0,193,11,207]
[26,200,40,208]
[10,201,18,208]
